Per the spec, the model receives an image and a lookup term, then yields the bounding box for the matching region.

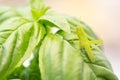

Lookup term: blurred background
[0,0,120,79]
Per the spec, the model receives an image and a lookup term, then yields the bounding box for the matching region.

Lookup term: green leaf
[0,7,20,24]
[0,17,46,79]
[0,0,118,80]
[29,0,45,10]
[29,0,50,20]
[8,52,41,80]
[8,42,43,80]
[16,7,32,20]
[62,15,98,40]
[56,15,99,42]
[39,34,118,80]
[39,10,71,33]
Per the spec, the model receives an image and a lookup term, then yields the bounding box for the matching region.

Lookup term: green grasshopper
[76,26,103,62]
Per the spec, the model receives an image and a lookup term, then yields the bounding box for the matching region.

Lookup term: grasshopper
[76,26,103,62]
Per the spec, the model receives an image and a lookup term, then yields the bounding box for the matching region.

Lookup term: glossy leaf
[39,34,118,80]
[39,10,71,33]
[63,15,98,40]
[0,7,20,24]
[0,17,45,80]
[30,0,50,20]
[30,0,44,10]
[8,50,41,80]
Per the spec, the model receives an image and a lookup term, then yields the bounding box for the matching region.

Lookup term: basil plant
[0,0,118,80]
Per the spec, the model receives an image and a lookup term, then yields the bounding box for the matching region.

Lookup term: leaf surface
[39,10,71,33]
[0,7,20,24]
[39,34,118,80]
[0,17,45,79]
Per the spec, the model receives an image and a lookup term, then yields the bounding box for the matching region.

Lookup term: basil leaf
[8,53,41,80]
[30,0,45,11]
[39,10,71,33]
[0,0,118,80]
[16,7,32,20]
[30,0,49,20]
[0,7,20,24]
[57,30,78,41]
[63,15,98,40]
[39,34,63,80]
[0,17,46,79]
[39,34,118,80]
[56,16,97,41]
